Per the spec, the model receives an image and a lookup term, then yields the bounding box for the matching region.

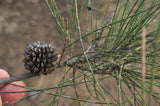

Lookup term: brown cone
[23,41,58,75]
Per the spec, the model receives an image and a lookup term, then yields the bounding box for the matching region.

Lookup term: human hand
[0,69,26,106]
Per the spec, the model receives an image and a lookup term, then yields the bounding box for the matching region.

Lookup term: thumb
[0,69,10,88]
[0,69,26,105]
[0,97,2,106]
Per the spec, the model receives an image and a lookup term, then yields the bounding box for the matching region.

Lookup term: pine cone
[23,41,58,75]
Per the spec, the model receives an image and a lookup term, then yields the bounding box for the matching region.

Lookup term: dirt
[0,0,118,106]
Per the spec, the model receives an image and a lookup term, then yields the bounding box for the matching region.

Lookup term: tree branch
[0,72,35,85]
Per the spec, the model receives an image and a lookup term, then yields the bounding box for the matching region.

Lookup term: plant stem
[0,72,35,85]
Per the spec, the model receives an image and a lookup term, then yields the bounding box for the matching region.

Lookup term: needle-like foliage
[7,0,160,105]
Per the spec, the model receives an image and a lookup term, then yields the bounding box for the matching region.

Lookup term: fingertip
[0,69,10,88]
[0,69,10,79]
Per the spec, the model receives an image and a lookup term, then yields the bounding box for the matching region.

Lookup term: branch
[116,37,156,51]
[0,72,35,85]
[63,11,115,66]
[2,11,156,85]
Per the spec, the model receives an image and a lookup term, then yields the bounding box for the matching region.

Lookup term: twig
[0,72,35,85]
[142,28,146,80]
[89,11,115,52]
[104,11,115,27]
[115,37,155,51]
[64,11,115,66]
[142,27,146,105]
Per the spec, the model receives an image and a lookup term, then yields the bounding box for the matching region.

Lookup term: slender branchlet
[0,72,34,85]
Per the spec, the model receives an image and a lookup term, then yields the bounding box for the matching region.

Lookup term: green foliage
[31,0,160,105]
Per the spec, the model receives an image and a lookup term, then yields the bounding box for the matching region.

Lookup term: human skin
[0,69,26,106]
[0,97,2,106]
